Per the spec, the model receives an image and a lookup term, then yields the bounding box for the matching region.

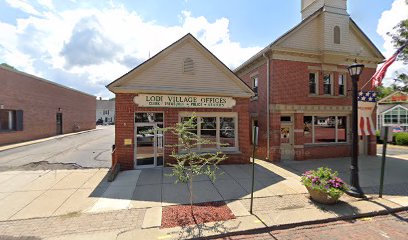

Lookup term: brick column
[115,93,135,170]
[294,112,305,160]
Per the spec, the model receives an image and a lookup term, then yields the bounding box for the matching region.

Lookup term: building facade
[235,0,384,161]
[0,65,96,146]
[107,34,254,170]
[96,99,115,124]
[377,91,408,132]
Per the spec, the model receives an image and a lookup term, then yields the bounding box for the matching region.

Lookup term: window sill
[304,142,350,147]
[308,94,347,99]
[179,149,241,154]
[0,130,18,133]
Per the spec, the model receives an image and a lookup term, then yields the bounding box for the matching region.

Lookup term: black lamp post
[346,62,365,198]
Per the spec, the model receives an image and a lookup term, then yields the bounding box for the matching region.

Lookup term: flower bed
[161,201,236,228]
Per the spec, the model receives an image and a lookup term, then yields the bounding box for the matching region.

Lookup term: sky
[0,0,407,99]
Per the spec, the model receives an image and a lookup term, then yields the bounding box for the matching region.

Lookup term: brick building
[107,34,254,170]
[0,65,96,146]
[235,0,384,161]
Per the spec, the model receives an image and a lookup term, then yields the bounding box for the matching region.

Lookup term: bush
[395,132,408,146]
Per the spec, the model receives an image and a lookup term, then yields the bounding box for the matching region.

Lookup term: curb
[199,206,408,239]
[0,128,102,152]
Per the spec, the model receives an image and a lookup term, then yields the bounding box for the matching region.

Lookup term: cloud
[376,0,408,85]
[60,16,123,68]
[5,0,41,16]
[0,1,262,98]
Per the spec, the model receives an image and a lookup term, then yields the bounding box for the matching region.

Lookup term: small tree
[152,114,226,217]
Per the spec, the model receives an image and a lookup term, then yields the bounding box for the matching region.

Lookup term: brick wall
[238,59,377,161]
[0,67,96,146]
[114,93,251,170]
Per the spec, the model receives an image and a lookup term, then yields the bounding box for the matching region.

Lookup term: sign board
[124,139,132,146]
[133,94,236,109]
[252,126,259,146]
[380,126,393,143]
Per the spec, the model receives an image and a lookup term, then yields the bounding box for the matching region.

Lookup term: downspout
[263,53,270,160]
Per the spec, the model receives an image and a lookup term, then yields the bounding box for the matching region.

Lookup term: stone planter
[306,186,340,205]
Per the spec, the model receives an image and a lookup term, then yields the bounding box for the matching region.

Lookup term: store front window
[180,113,238,151]
[303,116,348,144]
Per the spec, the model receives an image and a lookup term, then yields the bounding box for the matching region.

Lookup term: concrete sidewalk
[1,155,407,239]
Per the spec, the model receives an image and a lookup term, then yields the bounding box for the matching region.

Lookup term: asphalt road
[0,126,114,171]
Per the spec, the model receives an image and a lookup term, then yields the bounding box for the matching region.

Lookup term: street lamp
[346,62,365,198]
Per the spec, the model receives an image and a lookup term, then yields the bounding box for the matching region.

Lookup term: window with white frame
[309,72,318,94]
[338,74,346,96]
[323,73,332,95]
[252,76,258,96]
[303,116,348,144]
[382,106,408,126]
[180,113,238,151]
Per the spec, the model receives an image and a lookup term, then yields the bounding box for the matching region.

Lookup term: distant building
[377,91,408,131]
[0,65,96,146]
[96,99,115,124]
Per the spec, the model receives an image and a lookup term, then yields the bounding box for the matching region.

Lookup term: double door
[134,123,164,168]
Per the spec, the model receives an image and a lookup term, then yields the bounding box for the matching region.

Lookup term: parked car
[96,119,103,125]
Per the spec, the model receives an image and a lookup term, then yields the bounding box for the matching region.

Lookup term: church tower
[302,0,350,54]
[301,0,348,20]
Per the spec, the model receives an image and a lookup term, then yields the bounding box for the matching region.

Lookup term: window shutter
[16,110,23,131]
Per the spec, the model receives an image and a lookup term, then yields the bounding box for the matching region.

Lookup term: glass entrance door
[135,125,155,167]
[134,123,164,168]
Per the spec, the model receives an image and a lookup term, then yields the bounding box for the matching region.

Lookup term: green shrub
[395,132,408,145]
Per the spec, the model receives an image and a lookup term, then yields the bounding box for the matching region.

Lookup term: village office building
[107,34,254,169]
[0,65,96,146]
[235,0,384,161]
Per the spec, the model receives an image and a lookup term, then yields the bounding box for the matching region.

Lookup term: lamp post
[346,62,365,198]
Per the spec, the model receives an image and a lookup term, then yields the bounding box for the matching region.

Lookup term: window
[183,58,194,74]
[0,109,23,131]
[135,112,164,123]
[338,74,346,96]
[337,116,347,142]
[303,116,348,144]
[382,106,408,127]
[323,73,332,95]
[304,116,313,144]
[314,116,336,143]
[252,77,258,96]
[180,113,238,151]
[103,110,110,115]
[334,26,340,44]
[281,116,292,122]
[309,72,318,94]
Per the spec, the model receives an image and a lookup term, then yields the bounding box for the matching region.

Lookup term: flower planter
[306,186,340,205]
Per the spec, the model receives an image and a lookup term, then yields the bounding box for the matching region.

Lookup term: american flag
[358,91,376,136]
[371,43,408,88]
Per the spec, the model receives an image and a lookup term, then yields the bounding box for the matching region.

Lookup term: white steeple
[301,0,348,19]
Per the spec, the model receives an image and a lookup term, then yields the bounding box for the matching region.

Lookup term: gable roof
[235,7,384,73]
[378,91,408,104]
[107,33,254,98]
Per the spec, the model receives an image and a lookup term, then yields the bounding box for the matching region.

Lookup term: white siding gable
[110,36,253,97]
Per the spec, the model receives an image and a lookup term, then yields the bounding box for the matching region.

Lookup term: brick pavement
[0,208,146,239]
[217,210,408,240]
